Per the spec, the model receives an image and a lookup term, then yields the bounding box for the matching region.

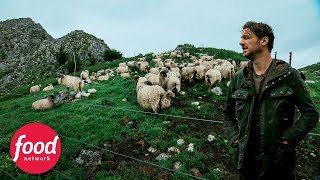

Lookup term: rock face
[0,18,109,93]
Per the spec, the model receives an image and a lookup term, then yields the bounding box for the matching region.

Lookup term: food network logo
[10,123,61,174]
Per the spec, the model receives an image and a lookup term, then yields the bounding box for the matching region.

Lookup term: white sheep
[58,74,84,93]
[205,69,222,91]
[80,70,89,80]
[149,67,160,75]
[120,72,131,78]
[116,66,130,75]
[42,84,54,91]
[30,84,41,93]
[166,76,181,96]
[127,61,136,68]
[160,90,175,109]
[98,75,109,81]
[215,63,235,80]
[32,95,55,110]
[144,70,167,88]
[137,81,165,113]
[134,75,148,93]
[137,61,149,72]
[194,65,207,81]
[239,61,249,69]
[118,62,127,67]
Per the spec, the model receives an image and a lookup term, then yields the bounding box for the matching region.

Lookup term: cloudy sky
[1,0,319,68]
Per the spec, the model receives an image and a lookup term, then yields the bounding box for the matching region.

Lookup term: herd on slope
[29,50,248,112]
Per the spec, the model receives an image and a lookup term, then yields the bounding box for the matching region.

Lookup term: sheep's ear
[160,71,167,78]
[59,74,65,79]
[133,75,140,82]
[144,81,153,86]
[48,94,55,100]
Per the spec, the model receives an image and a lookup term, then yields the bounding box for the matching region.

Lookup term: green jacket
[223,59,319,171]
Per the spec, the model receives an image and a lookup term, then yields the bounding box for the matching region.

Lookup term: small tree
[65,54,82,74]
[103,49,122,62]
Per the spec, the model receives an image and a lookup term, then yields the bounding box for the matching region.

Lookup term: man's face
[239,28,262,60]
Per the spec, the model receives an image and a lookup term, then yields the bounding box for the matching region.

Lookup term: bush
[88,57,97,66]
[55,49,68,65]
[103,49,122,62]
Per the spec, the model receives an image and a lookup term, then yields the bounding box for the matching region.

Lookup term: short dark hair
[243,21,275,52]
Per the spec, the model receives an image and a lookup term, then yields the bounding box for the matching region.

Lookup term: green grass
[0,48,319,179]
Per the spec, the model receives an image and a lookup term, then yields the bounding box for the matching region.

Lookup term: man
[223,21,319,179]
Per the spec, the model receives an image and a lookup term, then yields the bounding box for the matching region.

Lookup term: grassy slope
[0,48,319,179]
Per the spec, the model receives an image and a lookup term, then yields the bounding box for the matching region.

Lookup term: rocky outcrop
[0,18,109,93]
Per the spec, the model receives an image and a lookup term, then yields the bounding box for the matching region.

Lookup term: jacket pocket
[273,141,295,171]
[269,86,294,115]
[270,87,293,98]
[232,89,250,120]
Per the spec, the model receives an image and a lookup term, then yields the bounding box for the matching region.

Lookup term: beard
[243,46,263,60]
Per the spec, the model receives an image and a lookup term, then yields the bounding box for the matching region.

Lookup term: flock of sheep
[29,50,248,113]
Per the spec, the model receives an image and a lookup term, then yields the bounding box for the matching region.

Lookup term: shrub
[55,49,68,65]
[103,49,122,62]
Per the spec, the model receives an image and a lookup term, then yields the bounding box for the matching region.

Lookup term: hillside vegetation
[0,45,319,179]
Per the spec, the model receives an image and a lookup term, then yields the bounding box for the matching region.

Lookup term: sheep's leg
[208,85,211,92]
[157,103,162,113]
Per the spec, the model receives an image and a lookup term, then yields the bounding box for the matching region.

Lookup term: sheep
[80,70,89,80]
[215,63,235,80]
[30,84,41,93]
[136,61,149,72]
[127,61,136,68]
[152,58,162,64]
[205,69,222,91]
[138,57,147,61]
[118,62,127,67]
[120,72,131,78]
[160,90,175,109]
[194,65,207,81]
[144,70,168,88]
[137,81,165,113]
[149,67,160,75]
[166,77,181,96]
[42,84,54,91]
[180,66,197,83]
[116,66,130,75]
[32,95,55,110]
[170,51,178,58]
[134,75,148,93]
[239,61,249,69]
[155,61,164,68]
[58,74,84,93]
[98,75,109,81]
[90,72,97,81]
[183,52,190,58]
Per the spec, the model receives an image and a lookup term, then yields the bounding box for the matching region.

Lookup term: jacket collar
[242,59,290,83]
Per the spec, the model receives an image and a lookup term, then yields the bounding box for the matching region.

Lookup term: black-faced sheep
[144,70,168,88]
[32,95,55,110]
[137,81,165,113]
[166,77,181,96]
[80,70,90,80]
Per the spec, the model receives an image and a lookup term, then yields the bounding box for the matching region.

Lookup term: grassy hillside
[0,47,319,179]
